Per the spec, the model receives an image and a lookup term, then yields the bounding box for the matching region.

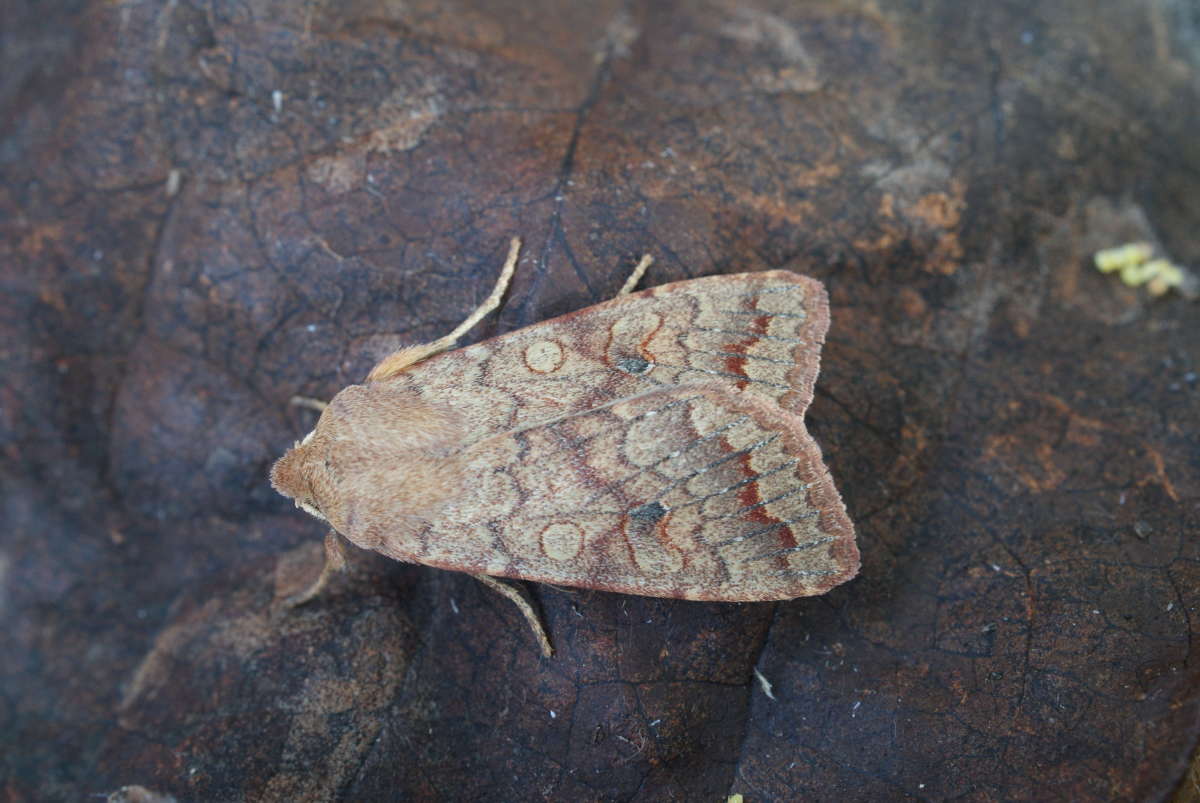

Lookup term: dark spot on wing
[629,501,667,522]
[616,356,653,375]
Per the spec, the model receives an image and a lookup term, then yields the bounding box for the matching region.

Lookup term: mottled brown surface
[2,1,1198,801]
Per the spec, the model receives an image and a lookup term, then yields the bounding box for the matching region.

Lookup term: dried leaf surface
[2,1,1198,800]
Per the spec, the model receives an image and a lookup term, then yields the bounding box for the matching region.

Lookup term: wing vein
[774,568,840,578]
[716,309,808,319]
[693,326,808,344]
[652,434,780,503]
[737,285,806,296]
[592,417,744,496]
[650,363,792,390]
[714,512,819,546]
[722,483,812,518]
[668,458,800,512]
[749,535,835,561]
[689,348,797,366]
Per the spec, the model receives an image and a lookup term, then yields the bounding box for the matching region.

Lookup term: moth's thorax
[271,381,466,552]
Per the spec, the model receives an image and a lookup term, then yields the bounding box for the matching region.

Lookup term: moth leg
[471,573,554,658]
[367,237,522,382]
[285,530,347,607]
[616,253,654,296]
[289,396,328,413]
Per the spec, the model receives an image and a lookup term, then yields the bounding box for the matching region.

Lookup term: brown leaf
[2,1,1198,801]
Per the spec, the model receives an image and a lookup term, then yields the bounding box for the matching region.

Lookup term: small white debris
[449,598,459,615]
[272,90,283,113]
[165,168,181,197]
[549,710,557,719]
[754,668,776,700]
[851,700,861,716]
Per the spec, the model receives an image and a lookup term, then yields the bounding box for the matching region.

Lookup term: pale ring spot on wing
[540,521,584,561]
[523,340,566,373]
[457,442,524,522]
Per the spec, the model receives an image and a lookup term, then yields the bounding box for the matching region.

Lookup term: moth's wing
[376,269,856,597]
[392,270,832,441]
[424,385,858,601]
[627,269,831,415]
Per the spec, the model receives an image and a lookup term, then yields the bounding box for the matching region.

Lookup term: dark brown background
[3,1,1199,800]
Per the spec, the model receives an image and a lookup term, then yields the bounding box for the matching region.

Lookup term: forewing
[393,270,832,442]
[425,385,858,601]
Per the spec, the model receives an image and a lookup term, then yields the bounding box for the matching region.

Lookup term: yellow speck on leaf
[1094,242,1153,273]
[1094,243,1189,296]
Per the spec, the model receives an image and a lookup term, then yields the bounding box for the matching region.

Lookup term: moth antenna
[617,253,654,296]
[290,395,329,413]
[367,237,521,382]
[432,236,521,349]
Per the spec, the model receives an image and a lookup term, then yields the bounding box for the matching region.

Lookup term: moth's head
[270,381,465,549]
[270,427,328,522]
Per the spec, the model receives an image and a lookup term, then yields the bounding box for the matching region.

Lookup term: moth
[271,238,859,656]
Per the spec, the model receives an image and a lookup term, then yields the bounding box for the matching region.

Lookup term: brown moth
[271,238,858,656]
